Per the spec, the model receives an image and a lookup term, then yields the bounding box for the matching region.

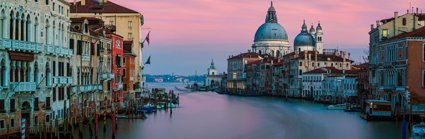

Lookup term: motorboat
[411,122,425,139]
[327,104,347,110]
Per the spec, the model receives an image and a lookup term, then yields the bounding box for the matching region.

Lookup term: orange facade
[406,41,425,104]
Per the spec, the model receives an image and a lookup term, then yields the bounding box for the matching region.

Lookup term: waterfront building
[252,2,290,57]
[303,67,358,103]
[369,24,425,116]
[70,0,145,93]
[108,31,124,105]
[352,63,369,113]
[226,52,262,94]
[69,17,105,122]
[0,0,71,135]
[282,50,353,98]
[369,11,425,101]
[123,41,137,107]
[205,60,224,90]
[272,59,283,96]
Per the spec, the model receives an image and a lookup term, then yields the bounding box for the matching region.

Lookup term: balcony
[53,77,60,85]
[67,77,73,84]
[60,77,67,84]
[72,84,102,93]
[47,45,73,57]
[101,72,114,80]
[0,39,42,53]
[10,82,37,92]
[82,55,90,61]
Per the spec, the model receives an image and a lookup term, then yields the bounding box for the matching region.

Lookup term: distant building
[303,67,359,103]
[205,60,224,89]
[282,50,353,98]
[227,52,262,94]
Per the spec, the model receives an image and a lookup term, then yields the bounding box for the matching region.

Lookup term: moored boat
[327,104,347,110]
[411,122,425,139]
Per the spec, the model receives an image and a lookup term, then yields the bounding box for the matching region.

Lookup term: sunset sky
[113,0,425,75]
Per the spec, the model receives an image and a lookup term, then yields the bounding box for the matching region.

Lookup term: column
[12,17,16,40]
[17,17,21,41]
[3,16,8,39]
[23,19,27,41]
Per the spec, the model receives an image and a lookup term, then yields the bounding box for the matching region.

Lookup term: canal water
[78,83,402,139]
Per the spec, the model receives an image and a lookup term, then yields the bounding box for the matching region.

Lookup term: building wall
[70,11,144,91]
[407,40,425,104]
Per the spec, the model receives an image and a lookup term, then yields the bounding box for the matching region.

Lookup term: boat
[116,115,129,119]
[411,122,425,139]
[344,104,361,112]
[327,104,347,110]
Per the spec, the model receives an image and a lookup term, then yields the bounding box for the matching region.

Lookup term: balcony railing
[101,72,114,80]
[82,55,90,61]
[67,77,72,84]
[72,84,102,93]
[10,82,37,92]
[47,45,73,57]
[53,77,60,84]
[0,39,42,53]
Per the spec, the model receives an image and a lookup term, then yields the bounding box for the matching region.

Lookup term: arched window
[34,62,39,84]
[0,60,5,86]
[9,11,14,39]
[258,50,262,55]
[46,62,51,86]
[26,15,30,41]
[34,17,38,42]
[20,13,24,41]
[0,10,4,38]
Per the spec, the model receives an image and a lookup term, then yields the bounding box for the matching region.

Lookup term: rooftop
[70,0,140,14]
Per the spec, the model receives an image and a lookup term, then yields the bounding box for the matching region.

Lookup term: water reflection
[78,83,401,139]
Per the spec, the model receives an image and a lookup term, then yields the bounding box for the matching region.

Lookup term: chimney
[371,24,374,31]
[343,52,346,62]
[394,12,398,18]
[376,20,380,27]
[304,50,308,60]
[315,51,318,61]
[104,0,108,3]
[81,0,86,6]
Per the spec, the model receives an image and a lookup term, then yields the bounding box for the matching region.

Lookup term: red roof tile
[70,0,140,14]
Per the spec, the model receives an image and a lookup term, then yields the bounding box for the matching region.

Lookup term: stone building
[0,0,71,135]
[227,52,262,94]
[369,11,425,101]
[369,25,425,116]
[70,0,145,93]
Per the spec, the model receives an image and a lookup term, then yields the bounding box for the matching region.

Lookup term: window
[109,20,114,25]
[0,120,3,128]
[299,62,302,67]
[10,99,15,111]
[128,33,133,40]
[423,44,425,62]
[382,29,388,38]
[34,98,39,111]
[423,70,425,88]
[46,0,49,5]
[128,21,133,29]
[402,18,407,26]
[10,119,14,127]
[70,39,74,50]
[53,88,56,101]
[0,100,4,112]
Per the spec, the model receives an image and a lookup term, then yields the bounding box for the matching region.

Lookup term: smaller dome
[294,33,315,47]
[294,21,315,47]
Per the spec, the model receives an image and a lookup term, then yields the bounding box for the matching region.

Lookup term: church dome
[253,1,288,42]
[294,21,315,47]
[254,23,288,42]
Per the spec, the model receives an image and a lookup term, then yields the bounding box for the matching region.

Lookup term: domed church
[294,21,324,54]
[252,1,290,57]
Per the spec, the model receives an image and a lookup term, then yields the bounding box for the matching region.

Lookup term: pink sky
[111,0,425,75]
